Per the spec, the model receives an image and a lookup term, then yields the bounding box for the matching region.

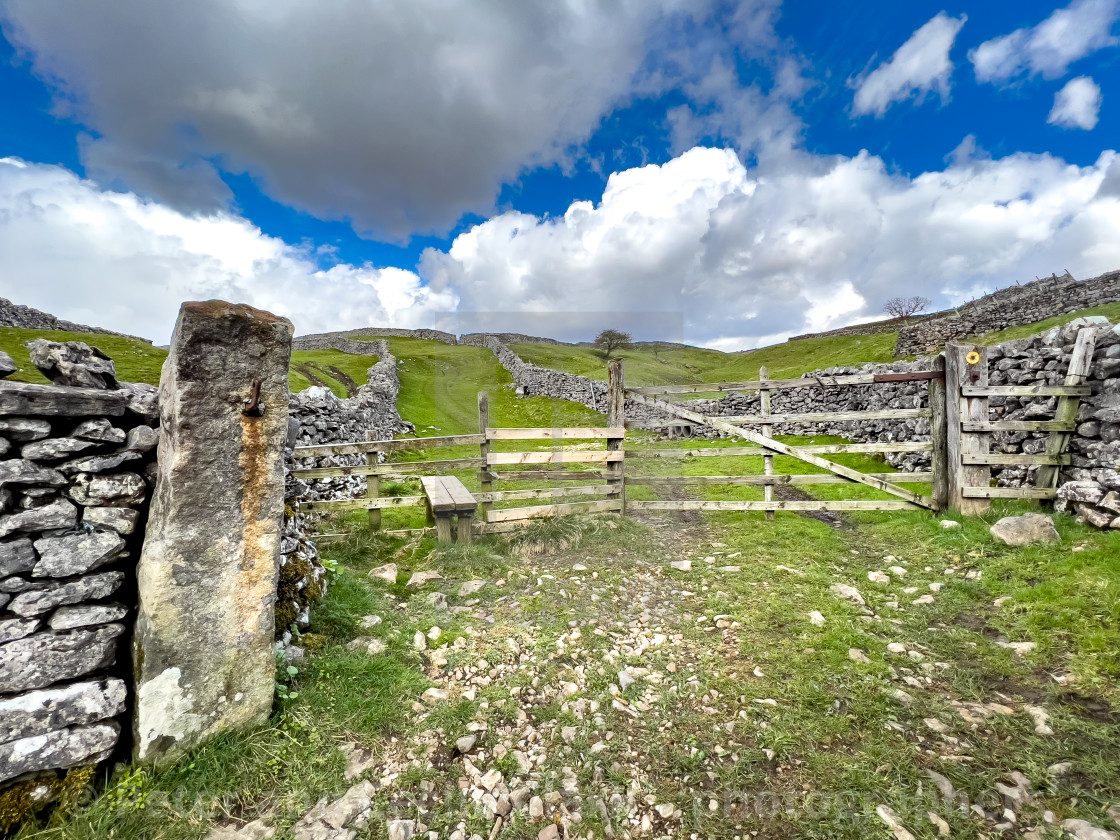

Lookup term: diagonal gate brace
[626,391,935,510]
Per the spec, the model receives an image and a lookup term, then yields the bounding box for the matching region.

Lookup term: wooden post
[759,366,775,521]
[945,343,990,515]
[478,391,492,522]
[607,360,626,513]
[929,353,948,511]
[364,431,381,529]
[1036,327,1096,490]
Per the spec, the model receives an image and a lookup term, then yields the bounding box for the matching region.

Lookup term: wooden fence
[292,328,1094,533]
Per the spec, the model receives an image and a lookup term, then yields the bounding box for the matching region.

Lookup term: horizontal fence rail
[627,369,944,396]
[486,451,624,465]
[628,500,926,511]
[474,485,619,502]
[293,433,484,458]
[959,385,1091,397]
[715,408,931,424]
[627,441,932,458]
[625,472,933,486]
[485,427,624,440]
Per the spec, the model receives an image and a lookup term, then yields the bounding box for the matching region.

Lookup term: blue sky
[1,1,1118,346]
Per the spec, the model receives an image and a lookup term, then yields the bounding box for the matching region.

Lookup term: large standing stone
[27,340,118,389]
[0,678,126,742]
[990,513,1060,546]
[0,722,120,783]
[0,624,123,693]
[32,530,126,577]
[134,301,293,767]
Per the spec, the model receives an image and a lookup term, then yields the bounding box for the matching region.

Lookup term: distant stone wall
[787,312,945,342]
[290,336,382,355]
[459,332,567,347]
[895,269,1120,356]
[0,296,151,343]
[288,340,412,503]
[0,372,159,806]
[293,327,457,349]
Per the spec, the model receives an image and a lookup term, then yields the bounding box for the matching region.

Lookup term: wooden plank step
[442,476,479,512]
[486,427,625,440]
[419,475,457,513]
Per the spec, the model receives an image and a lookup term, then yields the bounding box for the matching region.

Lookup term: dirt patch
[773,483,853,529]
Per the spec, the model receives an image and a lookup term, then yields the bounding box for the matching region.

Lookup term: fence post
[607,360,626,514]
[478,391,492,522]
[364,431,381,530]
[1036,327,1096,490]
[928,353,948,511]
[945,343,990,515]
[759,366,775,521]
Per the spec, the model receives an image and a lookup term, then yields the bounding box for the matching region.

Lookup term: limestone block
[0,722,120,783]
[0,624,123,693]
[990,513,1060,546]
[20,437,100,461]
[71,418,126,444]
[124,424,158,453]
[0,418,51,441]
[59,451,143,475]
[0,678,126,742]
[32,530,126,577]
[27,340,118,389]
[67,472,146,507]
[0,459,66,491]
[0,538,36,576]
[0,498,78,538]
[6,571,124,617]
[0,351,15,379]
[48,602,129,630]
[82,506,139,535]
[0,617,39,644]
[134,300,293,767]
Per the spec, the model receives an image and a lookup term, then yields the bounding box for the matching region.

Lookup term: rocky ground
[195,507,1120,840]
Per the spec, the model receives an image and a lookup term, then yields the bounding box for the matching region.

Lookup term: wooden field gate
[292,329,1094,533]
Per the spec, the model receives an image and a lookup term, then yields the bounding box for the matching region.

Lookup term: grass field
[31,501,1120,840]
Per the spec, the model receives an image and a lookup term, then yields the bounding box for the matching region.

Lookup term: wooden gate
[619,360,945,515]
[943,330,1094,514]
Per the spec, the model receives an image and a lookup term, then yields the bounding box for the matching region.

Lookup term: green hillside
[512,331,900,386]
[0,327,375,397]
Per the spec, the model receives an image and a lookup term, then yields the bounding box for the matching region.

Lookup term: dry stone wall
[292,327,457,350]
[480,320,1120,492]
[895,269,1120,356]
[0,348,159,804]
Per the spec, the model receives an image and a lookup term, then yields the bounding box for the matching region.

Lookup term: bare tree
[594,329,632,358]
[884,296,932,320]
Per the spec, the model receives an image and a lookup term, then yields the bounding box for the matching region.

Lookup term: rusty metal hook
[243,380,265,416]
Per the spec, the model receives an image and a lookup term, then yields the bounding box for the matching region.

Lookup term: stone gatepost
[134,301,293,767]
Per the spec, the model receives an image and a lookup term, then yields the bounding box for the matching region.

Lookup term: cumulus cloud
[423,145,1120,348]
[1049,76,1103,129]
[4,146,1120,351]
[970,0,1120,84]
[0,0,707,238]
[0,158,455,342]
[851,12,967,117]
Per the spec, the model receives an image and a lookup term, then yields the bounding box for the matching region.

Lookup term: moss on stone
[300,633,328,651]
[0,765,97,831]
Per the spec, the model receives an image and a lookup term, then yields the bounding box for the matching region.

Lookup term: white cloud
[0,0,709,237]
[0,158,454,342]
[851,12,967,117]
[970,0,1120,84]
[4,145,1120,352]
[1049,76,1103,129]
[423,145,1120,348]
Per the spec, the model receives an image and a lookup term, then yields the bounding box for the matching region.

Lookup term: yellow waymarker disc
[966,351,981,365]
